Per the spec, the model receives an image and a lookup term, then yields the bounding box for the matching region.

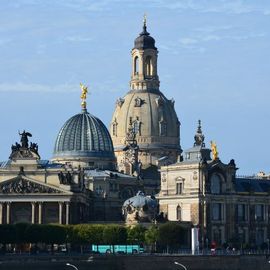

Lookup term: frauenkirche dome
[110,18,181,186]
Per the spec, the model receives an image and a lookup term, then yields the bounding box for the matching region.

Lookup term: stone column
[38,202,42,224]
[0,203,3,224]
[6,202,10,224]
[59,202,63,224]
[31,202,35,224]
[65,202,70,225]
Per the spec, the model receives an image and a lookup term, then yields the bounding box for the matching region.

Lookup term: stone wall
[0,254,269,270]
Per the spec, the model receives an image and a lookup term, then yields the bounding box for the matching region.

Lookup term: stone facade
[158,122,270,247]
[0,131,139,224]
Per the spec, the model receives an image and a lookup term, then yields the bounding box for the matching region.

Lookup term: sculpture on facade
[9,132,40,160]
[19,130,32,148]
[210,141,219,160]
[122,191,158,224]
[0,177,61,194]
[80,83,88,109]
[121,124,143,179]
[194,120,205,147]
[58,171,74,185]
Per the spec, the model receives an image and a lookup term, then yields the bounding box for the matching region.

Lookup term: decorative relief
[116,98,125,107]
[170,98,175,107]
[155,96,163,106]
[193,171,198,180]
[0,178,61,194]
[134,97,144,107]
[162,173,167,182]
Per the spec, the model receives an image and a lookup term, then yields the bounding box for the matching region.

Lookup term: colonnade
[0,201,70,225]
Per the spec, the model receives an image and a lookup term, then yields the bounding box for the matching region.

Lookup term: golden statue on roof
[80,83,88,109]
[210,141,218,160]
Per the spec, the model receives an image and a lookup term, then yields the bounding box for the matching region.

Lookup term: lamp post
[174,261,188,270]
[267,238,269,254]
[66,263,79,270]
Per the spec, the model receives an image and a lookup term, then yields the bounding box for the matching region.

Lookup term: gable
[0,176,66,194]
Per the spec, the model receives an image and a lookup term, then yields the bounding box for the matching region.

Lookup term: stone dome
[110,89,181,165]
[52,109,116,169]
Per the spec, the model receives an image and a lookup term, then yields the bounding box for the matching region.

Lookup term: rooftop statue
[19,130,32,149]
[10,131,40,160]
[80,83,88,109]
[211,141,218,160]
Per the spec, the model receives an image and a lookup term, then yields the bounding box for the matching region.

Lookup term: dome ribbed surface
[53,111,114,159]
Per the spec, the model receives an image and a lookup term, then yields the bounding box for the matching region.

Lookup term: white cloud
[63,36,93,43]
[0,83,78,93]
[179,37,198,45]
[153,0,270,15]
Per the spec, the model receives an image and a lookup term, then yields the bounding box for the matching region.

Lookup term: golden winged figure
[80,83,88,100]
[210,141,218,160]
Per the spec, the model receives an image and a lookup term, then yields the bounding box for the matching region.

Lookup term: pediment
[0,175,69,195]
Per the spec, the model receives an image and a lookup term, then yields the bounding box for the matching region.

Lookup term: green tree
[25,224,41,244]
[0,224,16,252]
[69,224,105,253]
[158,222,185,252]
[91,224,104,245]
[40,224,66,253]
[127,225,146,244]
[14,223,30,244]
[145,225,158,252]
[103,225,127,253]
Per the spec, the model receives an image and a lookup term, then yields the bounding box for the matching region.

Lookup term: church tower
[130,15,159,91]
[110,18,182,193]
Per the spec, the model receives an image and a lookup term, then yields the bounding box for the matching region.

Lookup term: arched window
[176,205,181,221]
[112,123,117,136]
[145,56,152,76]
[134,56,139,75]
[159,121,167,136]
[112,118,118,136]
[210,174,222,194]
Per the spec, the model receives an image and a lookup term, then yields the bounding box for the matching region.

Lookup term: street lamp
[66,263,79,270]
[174,261,188,270]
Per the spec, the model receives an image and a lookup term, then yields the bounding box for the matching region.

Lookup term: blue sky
[0,0,269,175]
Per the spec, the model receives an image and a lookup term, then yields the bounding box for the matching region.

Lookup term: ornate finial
[194,120,205,147]
[80,83,88,111]
[143,13,147,27]
[197,120,202,133]
[142,13,147,32]
[210,141,218,160]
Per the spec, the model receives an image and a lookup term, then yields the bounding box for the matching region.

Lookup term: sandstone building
[0,19,269,249]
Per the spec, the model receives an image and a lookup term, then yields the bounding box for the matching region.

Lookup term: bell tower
[130,16,160,91]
